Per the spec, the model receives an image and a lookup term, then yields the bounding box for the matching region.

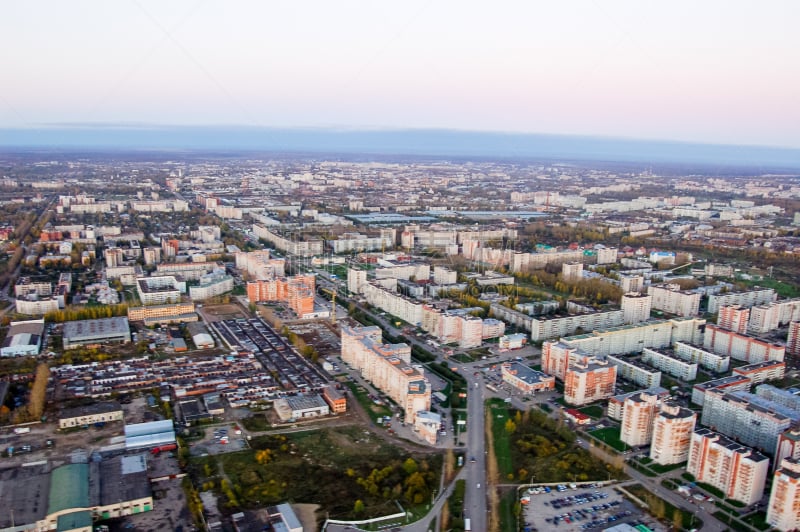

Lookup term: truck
[150,443,178,455]
[13,427,31,435]
[464,518,471,531]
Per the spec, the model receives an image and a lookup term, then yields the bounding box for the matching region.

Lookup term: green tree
[353,499,365,514]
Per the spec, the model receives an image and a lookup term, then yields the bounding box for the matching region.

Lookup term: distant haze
[1,126,799,170]
[1,2,799,153]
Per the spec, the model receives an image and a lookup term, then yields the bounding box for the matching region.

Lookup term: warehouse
[62,317,131,350]
[1,318,45,357]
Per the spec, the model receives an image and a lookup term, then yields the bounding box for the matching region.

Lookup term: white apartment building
[481,318,506,340]
[235,250,285,280]
[529,309,625,342]
[596,247,618,265]
[15,297,59,316]
[347,267,369,295]
[672,341,730,373]
[707,288,777,314]
[647,284,700,317]
[650,403,696,465]
[340,325,430,423]
[155,261,215,282]
[621,293,652,324]
[619,275,644,294]
[510,249,585,273]
[560,318,705,358]
[329,230,395,253]
[756,384,800,413]
[641,348,698,381]
[252,224,324,257]
[703,324,785,363]
[361,282,425,327]
[561,262,584,282]
[749,298,800,334]
[14,278,52,298]
[607,354,662,388]
[189,269,234,301]
[767,458,800,532]
[701,389,796,453]
[717,305,750,334]
[687,428,769,506]
[136,276,185,305]
[620,392,660,447]
[374,262,430,282]
[433,266,458,285]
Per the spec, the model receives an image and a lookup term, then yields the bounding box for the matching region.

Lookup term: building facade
[767,458,800,532]
[649,403,696,465]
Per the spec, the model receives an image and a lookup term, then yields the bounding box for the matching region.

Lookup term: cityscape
[2,2,800,532]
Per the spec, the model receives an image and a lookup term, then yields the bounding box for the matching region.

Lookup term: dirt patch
[202,304,247,321]
[293,503,322,532]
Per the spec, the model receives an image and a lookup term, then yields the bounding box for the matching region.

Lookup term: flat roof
[59,401,122,421]
[0,463,51,528]
[63,317,130,341]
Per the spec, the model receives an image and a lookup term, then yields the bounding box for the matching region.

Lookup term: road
[463,371,488,532]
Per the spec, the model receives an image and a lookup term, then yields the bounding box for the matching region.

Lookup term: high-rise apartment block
[767,458,800,531]
[564,357,617,406]
[787,321,800,356]
[707,288,777,314]
[340,325,430,423]
[246,274,316,318]
[621,292,652,324]
[619,275,644,294]
[687,428,769,506]
[717,305,750,334]
[649,403,696,465]
[562,261,584,282]
[620,392,660,447]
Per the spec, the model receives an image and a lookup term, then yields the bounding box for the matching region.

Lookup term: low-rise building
[1,319,45,357]
[733,360,786,385]
[58,401,124,429]
[501,362,555,394]
[62,317,131,350]
[322,385,347,414]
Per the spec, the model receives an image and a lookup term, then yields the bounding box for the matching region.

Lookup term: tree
[353,499,365,514]
[505,418,517,434]
[403,457,419,475]
[27,362,50,421]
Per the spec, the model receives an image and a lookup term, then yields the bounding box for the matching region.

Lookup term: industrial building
[62,317,131,350]
[58,401,124,429]
[1,318,45,357]
[501,362,555,394]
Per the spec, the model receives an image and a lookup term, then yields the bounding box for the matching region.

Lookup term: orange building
[247,274,316,318]
[322,385,347,414]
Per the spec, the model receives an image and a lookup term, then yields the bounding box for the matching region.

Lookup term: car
[470,456,476,462]
[477,483,481,488]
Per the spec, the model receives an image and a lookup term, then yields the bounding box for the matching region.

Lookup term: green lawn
[588,427,631,452]
[626,483,702,529]
[578,405,604,419]
[488,400,515,478]
[345,381,393,423]
[498,488,521,532]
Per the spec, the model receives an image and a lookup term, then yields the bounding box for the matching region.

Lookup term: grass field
[488,399,515,478]
[588,427,631,452]
[193,426,442,522]
[625,483,702,529]
[345,381,393,423]
[578,405,604,418]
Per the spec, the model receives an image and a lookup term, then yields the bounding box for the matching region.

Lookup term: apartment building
[647,283,700,317]
[542,341,584,380]
[650,402,697,465]
[619,275,644,294]
[767,458,800,532]
[510,249,585,273]
[691,375,752,406]
[620,392,660,447]
[564,357,617,406]
[329,230,395,253]
[347,267,369,295]
[104,247,125,268]
[235,250,285,280]
[14,278,52,298]
[136,276,184,305]
[788,321,800,355]
[143,246,162,266]
[560,318,705,358]
[607,354,662,388]
[596,247,618,265]
[748,298,800,333]
[481,318,506,340]
[717,305,750,334]
[776,429,800,470]
[607,387,670,421]
[641,348,698,381]
[707,288,777,314]
[621,292,652,324]
[687,428,769,506]
[246,274,316,318]
[155,261,216,282]
[340,325,430,423]
[529,308,625,342]
[374,260,430,282]
[127,302,196,323]
[562,261,584,282]
[702,389,797,453]
[703,324,785,363]
[252,224,324,257]
[432,266,458,285]
[756,385,800,414]
[490,303,534,332]
[672,341,730,373]
[360,281,424,326]
[732,360,786,385]
[189,269,234,301]
[501,362,555,394]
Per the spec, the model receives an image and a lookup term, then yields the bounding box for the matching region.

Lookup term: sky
[1,1,799,149]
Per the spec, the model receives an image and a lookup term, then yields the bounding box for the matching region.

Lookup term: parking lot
[522,485,665,532]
